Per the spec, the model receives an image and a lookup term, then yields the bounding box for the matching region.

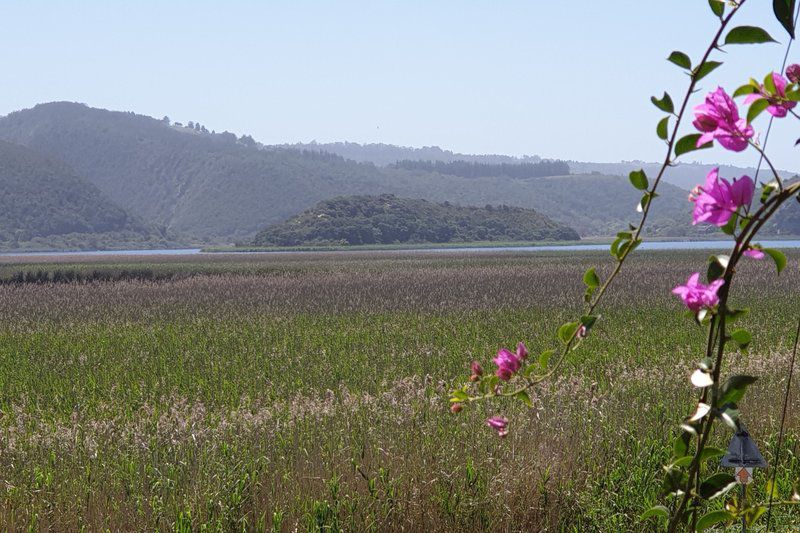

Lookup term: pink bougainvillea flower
[469,360,483,382]
[486,415,509,437]
[743,248,765,260]
[693,87,754,151]
[787,64,800,84]
[493,348,521,381]
[672,273,725,312]
[744,72,797,118]
[689,168,754,226]
[450,403,463,414]
[516,342,528,360]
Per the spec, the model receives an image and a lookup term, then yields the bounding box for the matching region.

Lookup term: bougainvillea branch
[451,0,748,414]
[451,0,800,530]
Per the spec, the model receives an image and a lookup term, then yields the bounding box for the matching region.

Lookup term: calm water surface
[3,240,800,257]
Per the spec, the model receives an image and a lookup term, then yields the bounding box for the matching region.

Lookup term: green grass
[0,250,797,530]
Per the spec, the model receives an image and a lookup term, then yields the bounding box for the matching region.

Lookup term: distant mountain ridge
[254,194,579,246]
[287,141,798,191]
[0,102,797,248]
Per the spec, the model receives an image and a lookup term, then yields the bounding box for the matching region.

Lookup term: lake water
[2,240,800,257]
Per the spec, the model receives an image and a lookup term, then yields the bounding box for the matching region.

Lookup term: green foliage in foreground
[0,251,797,530]
[253,194,579,246]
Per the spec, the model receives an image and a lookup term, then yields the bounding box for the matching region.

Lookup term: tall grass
[0,251,796,530]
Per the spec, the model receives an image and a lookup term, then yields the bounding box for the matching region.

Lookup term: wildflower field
[0,250,797,531]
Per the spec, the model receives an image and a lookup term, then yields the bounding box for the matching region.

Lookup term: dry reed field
[0,250,797,531]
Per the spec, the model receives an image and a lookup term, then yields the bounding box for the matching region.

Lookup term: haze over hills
[0,140,156,250]
[0,102,797,250]
[289,141,798,191]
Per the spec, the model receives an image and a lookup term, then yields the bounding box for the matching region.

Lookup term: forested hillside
[2,102,794,244]
[254,195,579,246]
[0,140,154,249]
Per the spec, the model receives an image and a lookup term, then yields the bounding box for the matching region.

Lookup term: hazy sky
[1,1,797,170]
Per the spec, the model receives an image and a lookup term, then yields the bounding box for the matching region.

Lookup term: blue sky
[0,1,796,170]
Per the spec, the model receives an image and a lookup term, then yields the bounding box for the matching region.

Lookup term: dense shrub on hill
[253,194,579,246]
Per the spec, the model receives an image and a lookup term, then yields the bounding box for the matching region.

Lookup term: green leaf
[673,447,724,467]
[697,510,735,531]
[514,390,533,408]
[656,116,669,140]
[699,473,737,499]
[629,169,649,190]
[693,60,723,82]
[584,285,595,304]
[720,212,738,236]
[733,83,759,98]
[640,505,669,522]
[538,349,554,370]
[651,92,674,114]
[761,181,779,203]
[557,322,579,344]
[774,0,797,39]
[719,375,758,406]
[450,389,468,402]
[610,235,628,259]
[747,97,770,124]
[673,431,691,458]
[667,51,691,70]
[764,71,778,94]
[675,133,712,157]
[583,267,600,288]
[743,505,768,526]
[763,248,787,273]
[730,328,752,349]
[724,26,778,45]
[708,0,724,17]
[700,446,726,462]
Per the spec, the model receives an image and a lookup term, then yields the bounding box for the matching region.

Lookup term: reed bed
[0,250,797,531]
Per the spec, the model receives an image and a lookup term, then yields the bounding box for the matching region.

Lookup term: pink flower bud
[577,325,588,339]
[787,63,800,84]
[516,342,528,360]
[450,403,463,414]
[470,360,483,377]
[486,415,509,437]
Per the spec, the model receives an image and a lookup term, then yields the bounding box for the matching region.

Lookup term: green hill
[0,140,154,249]
[253,194,580,246]
[0,102,748,242]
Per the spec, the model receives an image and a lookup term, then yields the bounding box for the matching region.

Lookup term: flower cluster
[693,87,753,152]
[494,342,528,381]
[689,168,753,227]
[671,273,724,313]
[745,71,797,118]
